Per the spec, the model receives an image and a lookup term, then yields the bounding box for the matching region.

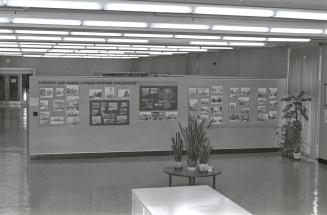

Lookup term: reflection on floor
[0,107,327,215]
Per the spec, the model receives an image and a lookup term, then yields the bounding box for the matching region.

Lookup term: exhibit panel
[29,76,286,157]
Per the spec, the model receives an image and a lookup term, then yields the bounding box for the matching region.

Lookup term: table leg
[213,175,216,189]
[188,177,192,186]
[192,177,196,186]
[169,174,172,187]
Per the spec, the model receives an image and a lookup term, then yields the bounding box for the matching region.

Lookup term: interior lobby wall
[0,56,137,76]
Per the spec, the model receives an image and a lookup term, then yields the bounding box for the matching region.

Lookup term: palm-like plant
[281,91,311,156]
[171,131,183,162]
[199,142,213,164]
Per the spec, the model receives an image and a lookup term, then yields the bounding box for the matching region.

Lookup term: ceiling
[0,0,327,59]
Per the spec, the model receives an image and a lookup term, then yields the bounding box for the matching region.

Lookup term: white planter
[198,163,208,172]
[186,159,197,171]
[173,161,183,169]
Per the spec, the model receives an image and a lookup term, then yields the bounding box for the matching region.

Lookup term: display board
[90,100,129,125]
[29,76,286,157]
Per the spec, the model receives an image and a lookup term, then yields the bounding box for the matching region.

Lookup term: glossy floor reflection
[0,107,327,215]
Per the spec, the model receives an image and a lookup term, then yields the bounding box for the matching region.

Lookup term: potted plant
[198,142,213,172]
[281,91,311,160]
[171,131,183,169]
[178,115,212,171]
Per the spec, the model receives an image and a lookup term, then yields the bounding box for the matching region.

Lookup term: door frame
[0,68,36,105]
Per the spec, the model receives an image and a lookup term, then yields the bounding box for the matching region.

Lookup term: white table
[131,185,253,215]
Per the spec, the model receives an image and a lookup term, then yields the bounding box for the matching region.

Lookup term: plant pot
[186,159,197,171]
[173,161,183,170]
[293,152,301,160]
[198,163,208,172]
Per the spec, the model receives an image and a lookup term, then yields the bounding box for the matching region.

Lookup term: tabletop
[163,165,222,178]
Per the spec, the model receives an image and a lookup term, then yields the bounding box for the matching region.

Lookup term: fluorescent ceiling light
[0,29,13,33]
[0,44,19,47]
[124,33,173,38]
[0,48,20,52]
[0,17,10,23]
[75,50,99,53]
[133,45,165,48]
[105,2,192,13]
[190,41,228,46]
[179,49,207,52]
[71,32,122,37]
[213,25,269,32]
[151,23,210,30]
[229,42,266,46]
[13,18,81,26]
[201,46,233,49]
[21,49,49,52]
[0,35,16,40]
[96,44,130,47]
[53,45,85,49]
[15,30,69,35]
[150,48,178,51]
[118,47,148,51]
[267,38,311,42]
[107,39,148,43]
[6,0,102,10]
[0,52,22,56]
[57,43,92,46]
[194,6,273,17]
[63,37,105,42]
[20,45,53,48]
[18,36,62,41]
[83,21,147,28]
[86,46,117,50]
[168,46,200,49]
[175,35,221,40]
[223,36,267,41]
[19,42,56,45]
[275,11,327,21]
[49,49,74,53]
[270,28,323,34]
[23,55,42,57]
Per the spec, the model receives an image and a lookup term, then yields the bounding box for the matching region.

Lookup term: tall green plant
[171,131,183,162]
[199,142,213,164]
[178,116,212,162]
[281,91,311,155]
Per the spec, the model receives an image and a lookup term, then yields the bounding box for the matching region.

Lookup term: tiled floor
[0,107,327,215]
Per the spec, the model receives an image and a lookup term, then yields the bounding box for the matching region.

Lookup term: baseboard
[30,147,279,160]
[318,157,327,165]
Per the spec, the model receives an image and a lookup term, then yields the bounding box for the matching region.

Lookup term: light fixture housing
[18,36,62,41]
[270,28,323,34]
[63,37,106,42]
[0,17,10,23]
[15,30,69,35]
[71,32,122,37]
[83,21,148,28]
[267,38,311,42]
[13,18,81,26]
[275,10,327,21]
[229,42,266,46]
[0,35,17,40]
[0,29,13,33]
[190,41,228,46]
[107,39,148,43]
[223,36,267,41]
[124,33,173,38]
[175,35,221,40]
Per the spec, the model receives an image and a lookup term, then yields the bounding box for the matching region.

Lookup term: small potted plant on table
[171,131,183,169]
[198,142,213,172]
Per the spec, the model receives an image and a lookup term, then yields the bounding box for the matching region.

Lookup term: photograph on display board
[53,100,65,111]
[238,97,250,108]
[240,108,250,122]
[139,86,178,111]
[151,111,166,120]
[166,111,178,120]
[257,113,269,121]
[269,88,278,99]
[212,116,223,125]
[118,89,130,99]
[67,96,79,107]
[268,111,277,120]
[200,98,210,106]
[139,112,152,121]
[229,113,240,122]
[257,106,266,113]
[258,98,266,105]
[67,116,80,126]
[211,86,223,94]
[105,87,115,99]
[50,117,64,125]
[89,89,103,99]
[55,88,64,97]
[229,102,237,110]
[197,88,210,97]
[200,106,210,114]
[66,85,79,96]
[40,111,50,125]
[188,88,197,96]
[270,100,278,107]
[211,95,222,105]
[39,100,49,110]
[188,99,198,111]
[240,88,250,96]
[40,88,53,98]
[258,88,267,98]
[67,107,79,117]
[211,106,222,115]
[229,88,239,98]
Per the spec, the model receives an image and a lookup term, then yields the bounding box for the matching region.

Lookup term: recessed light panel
[212,25,269,32]
[270,28,323,34]
[194,6,274,17]
[83,21,148,28]
[105,2,192,13]
[6,0,102,10]
[151,23,210,30]
[13,18,81,26]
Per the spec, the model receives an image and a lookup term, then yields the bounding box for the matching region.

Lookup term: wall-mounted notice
[139,111,177,121]
[256,87,278,121]
[66,85,80,126]
[90,100,129,126]
[139,86,178,111]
